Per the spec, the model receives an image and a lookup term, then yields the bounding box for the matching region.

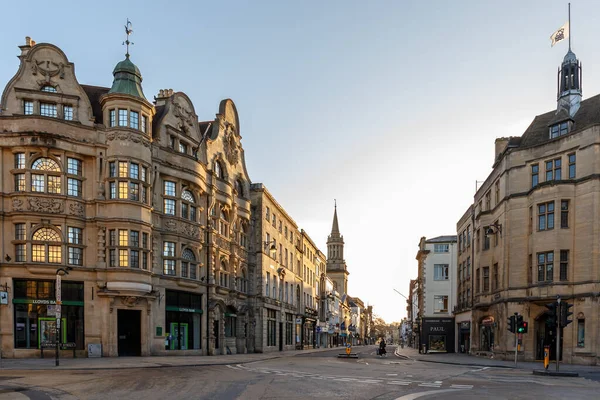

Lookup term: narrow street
[1,346,598,399]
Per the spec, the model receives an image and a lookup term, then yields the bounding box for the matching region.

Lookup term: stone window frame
[11,151,86,197]
[23,224,84,266]
[107,158,149,204]
[16,85,78,120]
[106,107,150,134]
[107,228,149,270]
[537,201,555,231]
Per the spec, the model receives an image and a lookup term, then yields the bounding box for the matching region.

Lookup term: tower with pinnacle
[326,201,348,295]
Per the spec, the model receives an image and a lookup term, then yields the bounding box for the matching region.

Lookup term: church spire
[331,199,340,237]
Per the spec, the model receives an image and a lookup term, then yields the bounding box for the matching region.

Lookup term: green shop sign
[13,299,84,306]
[166,305,203,314]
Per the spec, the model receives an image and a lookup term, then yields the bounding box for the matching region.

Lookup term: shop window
[13,279,84,350]
[577,319,585,347]
[165,290,202,350]
[267,309,277,346]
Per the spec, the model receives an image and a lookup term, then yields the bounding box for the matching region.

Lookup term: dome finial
[123,19,134,59]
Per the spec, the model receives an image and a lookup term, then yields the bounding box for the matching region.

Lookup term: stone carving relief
[122,296,142,308]
[171,98,195,134]
[223,127,239,165]
[27,197,64,214]
[163,218,200,239]
[69,202,84,216]
[31,59,65,84]
[106,132,150,147]
[12,198,23,211]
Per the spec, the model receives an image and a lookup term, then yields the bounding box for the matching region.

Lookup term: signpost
[56,273,61,367]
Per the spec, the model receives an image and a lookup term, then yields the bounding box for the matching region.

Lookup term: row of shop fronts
[0,278,249,358]
[1,278,369,358]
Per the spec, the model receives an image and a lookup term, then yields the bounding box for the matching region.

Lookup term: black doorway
[118,309,141,356]
[213,320,220,349]
[279,322,283,351]
[535,313,562,361]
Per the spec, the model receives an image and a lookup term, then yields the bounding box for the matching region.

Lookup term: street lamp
[263,241,277,258]
[55,267,71,367]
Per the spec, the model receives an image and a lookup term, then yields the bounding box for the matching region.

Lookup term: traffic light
[517,315,528,333]
[545,302,557,328]
[507,315,516,333]
[560,302,573,327]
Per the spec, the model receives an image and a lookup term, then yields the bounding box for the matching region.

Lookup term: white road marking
[386,373,398,376]
[418,383,442,388]
[394,388,469,400]
[388,381,411,385]
[226,365,240,370]
[450,384,474,389]
[360,379,383,383]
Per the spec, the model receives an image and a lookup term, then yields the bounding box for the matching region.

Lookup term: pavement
[394,345,600,375]
[0,346,340,370]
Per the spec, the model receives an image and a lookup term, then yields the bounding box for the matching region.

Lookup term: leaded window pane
[119,249,128,267]
[182,249,195,261]
[130,163,139,179]
[118,230,128,246]
[118,161,128,177]
[40,103,57,117]
[48,245,61,263]
[63,106,73,121]
[182,190,194,203]
[67,178,82,197]
[32,158,60,172]
[164,181,176,196]
[68,227,82,244]
[15,174,25,191]
[15,153,25,169]
[118,182,128,199]
[67,158,82,175]
[33,228,60,242]
[118,109,128,126]
[47,175,61,194]
[68,247,83,265]
[129,111,139,129]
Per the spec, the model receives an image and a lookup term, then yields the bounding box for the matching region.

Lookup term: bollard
[544,345,550,370]
[422,344,427,354]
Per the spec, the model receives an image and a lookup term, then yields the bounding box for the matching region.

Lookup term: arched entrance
[224,305,238,354]
[535,311,562,361]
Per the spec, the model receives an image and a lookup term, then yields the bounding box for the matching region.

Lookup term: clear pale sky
[1,0,597,323]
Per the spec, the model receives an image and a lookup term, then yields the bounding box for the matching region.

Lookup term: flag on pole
[550,22,569,47]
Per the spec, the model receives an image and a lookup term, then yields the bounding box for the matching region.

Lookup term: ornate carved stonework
[31,59,65,82]
[223,129,239,165]
[163,218,200,239]
[27,197,64,214]
[12,198,23,211]
[122,296,142,308]
[106,132,150,147]
[69,202,84,216]
[171,98,195,133]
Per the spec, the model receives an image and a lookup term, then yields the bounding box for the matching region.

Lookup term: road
[0,346,598,399]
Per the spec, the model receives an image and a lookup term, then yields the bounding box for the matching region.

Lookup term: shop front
[12,279,85,355]
[165,290,202,351]
[303,317,316,349]
[421,317,455,353]
[479,316,495,352]
[458,321,470,353]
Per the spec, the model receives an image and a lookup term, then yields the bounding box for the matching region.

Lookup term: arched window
[239,221,247,248]
[219,260,229,288]
[235,179,244,197]
[181,189,197,222]
[181,248,197,279]
[32,227,61,263]
[219,209,229,237]
[214,160,223,179]
[41,85,57,93]
[31,157,61,193]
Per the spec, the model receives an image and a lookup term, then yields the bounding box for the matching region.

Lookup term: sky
[1,0,598,323]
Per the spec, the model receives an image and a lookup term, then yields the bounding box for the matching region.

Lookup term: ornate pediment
[223,126,240,165]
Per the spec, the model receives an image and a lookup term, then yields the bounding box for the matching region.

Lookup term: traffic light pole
[556,297,561,372]
[514,312,518,367]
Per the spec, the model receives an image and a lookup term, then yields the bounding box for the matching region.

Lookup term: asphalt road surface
[0,346,598,399]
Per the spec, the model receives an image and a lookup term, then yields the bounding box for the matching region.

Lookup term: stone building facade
[248,183,302,353]
[462,46,600,365]
[455,206,473,353]
[0,38,251,358]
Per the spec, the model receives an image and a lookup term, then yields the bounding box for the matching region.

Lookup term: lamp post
[55,267,70,367]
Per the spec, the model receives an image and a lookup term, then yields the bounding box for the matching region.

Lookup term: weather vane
[123,19,134,58]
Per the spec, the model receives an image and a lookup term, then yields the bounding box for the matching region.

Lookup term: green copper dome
[108,56,146,100]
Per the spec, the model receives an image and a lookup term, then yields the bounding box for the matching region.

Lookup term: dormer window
[41,85,57,93]
[550,122,569,139]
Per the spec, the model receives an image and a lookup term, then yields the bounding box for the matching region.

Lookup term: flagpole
[568,2,571,50]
